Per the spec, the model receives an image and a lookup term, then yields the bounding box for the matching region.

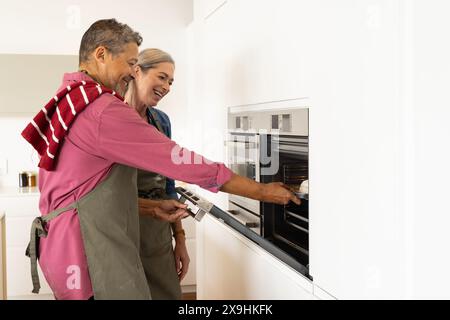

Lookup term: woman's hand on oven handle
[220,174,301,205]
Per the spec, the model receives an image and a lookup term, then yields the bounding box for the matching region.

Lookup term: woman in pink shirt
[30,19,300,300]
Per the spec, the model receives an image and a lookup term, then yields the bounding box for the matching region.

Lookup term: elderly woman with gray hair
[125,48,189,299]
[125,48,302,299]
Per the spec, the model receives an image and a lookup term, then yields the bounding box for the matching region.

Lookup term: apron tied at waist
[26,203,78,294]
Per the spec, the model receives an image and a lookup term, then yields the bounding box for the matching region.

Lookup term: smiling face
[96,42,139,96]
[134,62,174,107]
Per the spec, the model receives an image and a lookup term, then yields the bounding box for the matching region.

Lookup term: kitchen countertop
[0,186,39,197]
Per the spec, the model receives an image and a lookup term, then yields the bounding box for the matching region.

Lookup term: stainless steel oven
[227,106,310,277]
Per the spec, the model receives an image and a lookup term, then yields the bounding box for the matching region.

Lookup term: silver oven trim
[227,133,260,183]
[227,132,261,214]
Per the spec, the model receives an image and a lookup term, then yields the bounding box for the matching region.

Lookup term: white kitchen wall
[0,0,193,186]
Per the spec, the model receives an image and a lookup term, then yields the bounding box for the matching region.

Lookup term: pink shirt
[38,72,232,300]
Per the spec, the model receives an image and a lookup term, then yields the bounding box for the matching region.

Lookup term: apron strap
[26,203,78,294]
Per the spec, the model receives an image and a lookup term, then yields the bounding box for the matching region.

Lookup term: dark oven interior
[260,134,310,274]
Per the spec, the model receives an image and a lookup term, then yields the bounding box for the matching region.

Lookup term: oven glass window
[227,134,258,181]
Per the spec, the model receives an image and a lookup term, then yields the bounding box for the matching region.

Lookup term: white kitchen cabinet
[306,0,409,299]
[191,0,431,299]
[200,0,310,109]
[197,214,315,299]
[180,238,197,288]
[0,212,5,300]
[1,187,198,297]
[407,0,450,298]
[179,216,197,290]
[0,54,78,115]
[0,188,53,299]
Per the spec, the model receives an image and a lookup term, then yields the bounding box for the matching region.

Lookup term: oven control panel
[228,108,308,136]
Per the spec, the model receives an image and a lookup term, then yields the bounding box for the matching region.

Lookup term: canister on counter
[19,172,28,187]
[27,172,37,187]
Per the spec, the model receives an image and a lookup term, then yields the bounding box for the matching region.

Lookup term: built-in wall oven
[226,105,310,278]
[226,131,261,234]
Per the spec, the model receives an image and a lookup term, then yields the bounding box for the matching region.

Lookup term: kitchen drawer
[1,196,40,217]
[6,246,52,297]
[5,216,35,248]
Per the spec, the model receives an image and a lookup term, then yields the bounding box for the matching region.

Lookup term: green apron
[26,164,151,300]
[137,107,182,300]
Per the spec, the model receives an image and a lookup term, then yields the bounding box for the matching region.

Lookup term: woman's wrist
[173,228,186,240]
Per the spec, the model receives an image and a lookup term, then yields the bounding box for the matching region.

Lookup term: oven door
[226,132,260,215]
[261,134,310,270]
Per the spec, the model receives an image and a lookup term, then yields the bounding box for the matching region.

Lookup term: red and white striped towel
[21,80,123,171]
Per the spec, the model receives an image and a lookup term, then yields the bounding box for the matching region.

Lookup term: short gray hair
[79,18,143,64]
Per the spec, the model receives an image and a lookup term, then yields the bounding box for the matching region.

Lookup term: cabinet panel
[198,215,314,299]
[182,216,196,239]
[6,246,52,297]
[306,0,405,299]
[0,54,78,114]
[5,216,35,248]
[1,193,50,298]
[411,0,450,298]
[180,239,196,286]
[0,214,5,299]
[1,196,39,217]
[204,0,308,108]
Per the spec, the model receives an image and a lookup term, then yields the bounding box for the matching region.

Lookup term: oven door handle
[275,144,308,154]
[227,210,260,229]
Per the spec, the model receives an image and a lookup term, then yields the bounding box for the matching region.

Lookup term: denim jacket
[146,107,178,200]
